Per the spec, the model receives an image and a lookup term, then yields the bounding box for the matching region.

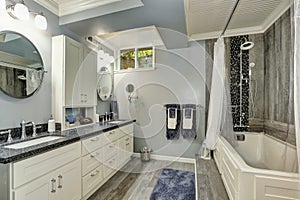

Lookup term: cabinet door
[78,47,97,106]
[65,37,83,106]
[57,158,81,200]
[14,172,56,200]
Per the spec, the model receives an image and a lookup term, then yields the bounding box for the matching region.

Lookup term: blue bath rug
[150,168,196,200]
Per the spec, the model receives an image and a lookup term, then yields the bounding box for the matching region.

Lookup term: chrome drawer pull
[58,175,63,189]
[90,152,99,158]
[91,170,100,177]
[125,138,130,141]
[51,178,56,193]
[90,137,99,142]
[126,143,130,146]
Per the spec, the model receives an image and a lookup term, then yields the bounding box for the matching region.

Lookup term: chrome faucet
[0,129,13,143]
[20,120,37,139]
[20,120,26,140]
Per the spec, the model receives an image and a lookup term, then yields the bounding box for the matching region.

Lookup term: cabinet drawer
[119,124,133,137]
[82,134,105,156]
[13,142,81,189]
[82,165,103,197]
[102,142,118,161]
[102,156,118,179]
[104,129,120,142]
[82,148,103,176]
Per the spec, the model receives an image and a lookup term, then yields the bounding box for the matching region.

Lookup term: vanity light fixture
[34,13,47,30]
[6,0,48,30]
[7,1,29,21]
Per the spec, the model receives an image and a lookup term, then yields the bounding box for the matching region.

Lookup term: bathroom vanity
[0,120,134,200]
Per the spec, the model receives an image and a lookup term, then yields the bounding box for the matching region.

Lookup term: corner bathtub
[214,132,300,200]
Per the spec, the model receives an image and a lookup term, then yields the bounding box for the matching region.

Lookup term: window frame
[115,46,155,72]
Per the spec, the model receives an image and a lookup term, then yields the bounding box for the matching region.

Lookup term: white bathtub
[214,132,300,200]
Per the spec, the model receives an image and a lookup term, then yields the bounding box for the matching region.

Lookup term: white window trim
[115,46,155,72]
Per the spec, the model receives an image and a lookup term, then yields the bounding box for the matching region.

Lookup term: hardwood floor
[88,157,195,200]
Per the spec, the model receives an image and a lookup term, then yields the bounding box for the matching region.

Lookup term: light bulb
[108,56,114,63]
[35,14,47,30]
[98,50,105,58]
[11,3,29,21]
[0,0,6,10]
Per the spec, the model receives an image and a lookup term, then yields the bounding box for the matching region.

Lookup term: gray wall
[0,0,80,129]
[114,41,206,158]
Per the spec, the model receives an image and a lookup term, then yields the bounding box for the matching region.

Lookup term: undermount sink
[4,136,63,149]
[107,120,124,124]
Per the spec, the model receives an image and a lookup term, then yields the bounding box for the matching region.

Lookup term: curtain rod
[220,0,241,37]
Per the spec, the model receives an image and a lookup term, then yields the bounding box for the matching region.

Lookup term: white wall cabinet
[52,35,97,130]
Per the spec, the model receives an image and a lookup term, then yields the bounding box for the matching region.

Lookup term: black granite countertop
[0,120,135,164]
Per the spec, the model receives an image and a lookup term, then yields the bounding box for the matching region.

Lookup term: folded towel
[167,108,177,129]
[165,104,181,140]
[181,104,197,139]
[183,108,193,129]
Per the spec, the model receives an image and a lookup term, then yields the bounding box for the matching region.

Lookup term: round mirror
[97,68,112,101]
[126,84,135,93]
[0,31,44,98]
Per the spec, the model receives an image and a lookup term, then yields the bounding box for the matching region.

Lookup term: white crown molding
[33,0,59,15]
[261,0,292,33]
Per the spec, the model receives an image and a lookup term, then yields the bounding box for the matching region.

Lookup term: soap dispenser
[48,115,55,133]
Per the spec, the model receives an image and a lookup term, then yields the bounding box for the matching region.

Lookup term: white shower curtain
[204,37,226,150]
[293,0,300,173]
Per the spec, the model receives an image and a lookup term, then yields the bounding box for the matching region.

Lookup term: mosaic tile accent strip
[230,36,249,132]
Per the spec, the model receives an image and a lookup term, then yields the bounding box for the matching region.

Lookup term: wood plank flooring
[88,157,195,200]
[88,156,228,200]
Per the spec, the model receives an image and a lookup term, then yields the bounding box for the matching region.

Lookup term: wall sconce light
[34,13,47,30]
[6,0,48,30]
[7,1,29,21]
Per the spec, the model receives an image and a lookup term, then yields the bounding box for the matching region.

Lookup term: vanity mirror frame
[97,67,113,101]
[0,30,45,99]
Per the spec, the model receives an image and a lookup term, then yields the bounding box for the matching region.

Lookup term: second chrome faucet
[20,120,40,139]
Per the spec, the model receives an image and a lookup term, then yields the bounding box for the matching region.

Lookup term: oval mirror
[0,31,44,98]
[97,68,112,101]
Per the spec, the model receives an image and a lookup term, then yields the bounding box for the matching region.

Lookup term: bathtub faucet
[234,133,245,141]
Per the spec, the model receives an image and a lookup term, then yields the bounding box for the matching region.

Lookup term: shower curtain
[203,37,226,150]
[294,0,300,173]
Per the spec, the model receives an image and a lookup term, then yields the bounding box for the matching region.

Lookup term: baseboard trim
[132,153,195,164]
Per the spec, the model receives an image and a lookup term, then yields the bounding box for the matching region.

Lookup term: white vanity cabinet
[81,124,134,199]
[52,35,97,130]
[12,142,82,200]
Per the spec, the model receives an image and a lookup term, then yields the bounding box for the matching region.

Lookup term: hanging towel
[110,100,119,119]
[165,104,181,140]
[181,104,197,139]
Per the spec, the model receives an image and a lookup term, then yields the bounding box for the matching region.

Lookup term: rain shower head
[240,41,254,50]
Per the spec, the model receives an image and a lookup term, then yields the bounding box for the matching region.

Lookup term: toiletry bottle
[48,115,55,133]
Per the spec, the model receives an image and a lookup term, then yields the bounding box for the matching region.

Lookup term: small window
[120,48,135,70]
[117,46,154,71]
[137,47,153,68]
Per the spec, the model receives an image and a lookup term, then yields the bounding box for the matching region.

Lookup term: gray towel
[165,104,181,140]
[181,104,197,139]
[110,100,119,119]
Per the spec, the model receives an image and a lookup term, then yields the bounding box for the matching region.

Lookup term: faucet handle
[0,129,13,143]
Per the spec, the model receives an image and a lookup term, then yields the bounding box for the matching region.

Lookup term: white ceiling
[33,0,122,16]
[185,0,293,40]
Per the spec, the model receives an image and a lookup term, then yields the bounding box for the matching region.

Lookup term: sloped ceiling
[185,0,292,40]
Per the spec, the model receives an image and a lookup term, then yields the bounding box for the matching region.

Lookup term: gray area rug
[150,168,196,200]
